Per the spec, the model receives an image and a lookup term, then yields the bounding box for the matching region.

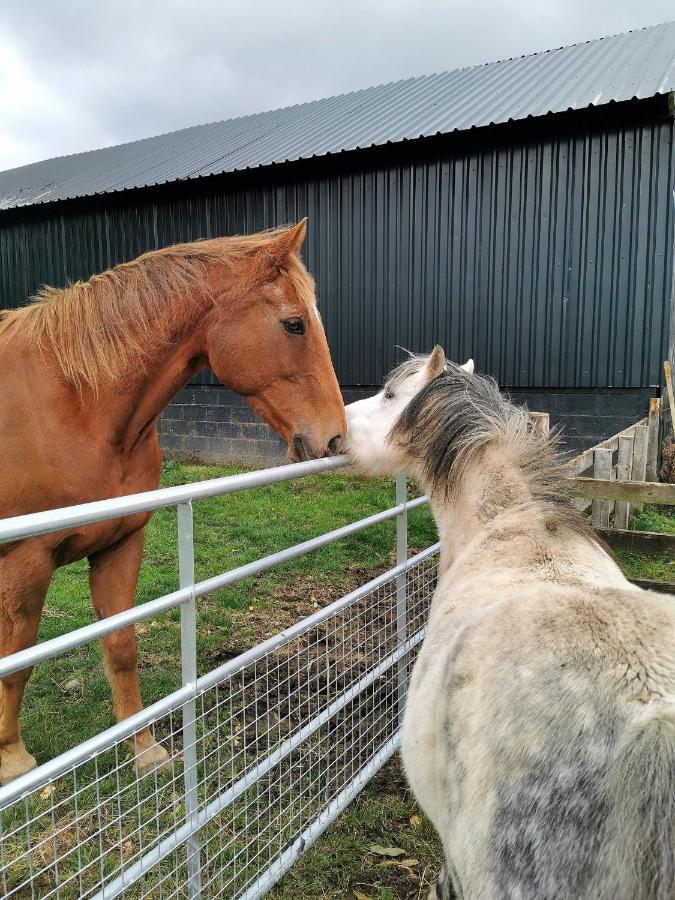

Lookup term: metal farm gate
[0,458,439,898]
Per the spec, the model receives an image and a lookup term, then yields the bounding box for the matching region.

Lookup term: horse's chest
[53,512,153,566]
[51,444,161,565]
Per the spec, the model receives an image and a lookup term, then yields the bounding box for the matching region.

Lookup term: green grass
[5,462,438,899]
[613,504,675,583]
[12,475,673,899]
[269,760,441,899]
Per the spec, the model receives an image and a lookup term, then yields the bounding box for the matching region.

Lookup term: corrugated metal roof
[1,21,674,211]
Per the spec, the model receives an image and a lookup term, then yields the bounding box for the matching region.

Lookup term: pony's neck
[422,443,533,574]
[422,442,625,589]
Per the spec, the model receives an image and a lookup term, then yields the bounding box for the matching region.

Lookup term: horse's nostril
[327,434,343,456]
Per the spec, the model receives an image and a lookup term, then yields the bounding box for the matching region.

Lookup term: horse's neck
[96,298,210,448]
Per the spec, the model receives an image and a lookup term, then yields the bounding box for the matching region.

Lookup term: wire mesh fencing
[0,462,438,899]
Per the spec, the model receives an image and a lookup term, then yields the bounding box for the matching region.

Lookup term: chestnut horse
[0,219,346,785]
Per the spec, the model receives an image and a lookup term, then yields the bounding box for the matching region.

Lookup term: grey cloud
[1,0,673,169]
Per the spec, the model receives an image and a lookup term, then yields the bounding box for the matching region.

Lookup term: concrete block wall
[158,385,287,467]
[158,384,656,467]
[508,388,656,454]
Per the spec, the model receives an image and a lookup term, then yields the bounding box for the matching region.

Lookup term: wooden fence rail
[530,400,675,591]
[568,477,675,505]
[559,399,661,527]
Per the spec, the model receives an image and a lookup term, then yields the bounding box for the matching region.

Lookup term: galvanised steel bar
[0,685,194,808]
[0,458,438,900]
[395,471,408,722]
[177,500,202,899]
[93,622,429,900]
[0,456,350,546]
[239,734,401,900]
[0,586,192,680]
[0,498,428,680]
[0,542,439,812]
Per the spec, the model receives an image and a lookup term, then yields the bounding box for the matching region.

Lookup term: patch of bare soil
[207,549,408,662]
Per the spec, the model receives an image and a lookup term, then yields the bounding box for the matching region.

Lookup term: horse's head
[345,346,474,475]
[205,219,346,461]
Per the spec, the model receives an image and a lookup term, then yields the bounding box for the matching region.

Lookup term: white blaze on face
[345,347,474,476]
[345,371,425,475]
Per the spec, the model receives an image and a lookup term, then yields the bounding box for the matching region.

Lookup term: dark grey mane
[388,356,597,539]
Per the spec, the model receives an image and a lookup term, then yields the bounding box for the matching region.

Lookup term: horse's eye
[383,388,395,400]
[282,318,305,335]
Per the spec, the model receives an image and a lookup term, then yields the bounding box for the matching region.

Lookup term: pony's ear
[461,358,474,374]
[423,345,446,382]
[269,218,308,262]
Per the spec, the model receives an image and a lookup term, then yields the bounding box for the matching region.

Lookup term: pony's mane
[389,357,597,540]
[0,226,312,391]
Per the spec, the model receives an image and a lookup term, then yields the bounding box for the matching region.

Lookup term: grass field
[613,504,675,581]
[8,464,675,899]
[28,462,437,757]
[11,461,439,899]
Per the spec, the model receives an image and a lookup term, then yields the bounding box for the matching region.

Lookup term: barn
[1,22,674,461]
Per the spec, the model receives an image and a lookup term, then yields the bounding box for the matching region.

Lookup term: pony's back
[404,578,675,900]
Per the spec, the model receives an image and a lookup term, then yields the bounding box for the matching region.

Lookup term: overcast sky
[1,0,673,172]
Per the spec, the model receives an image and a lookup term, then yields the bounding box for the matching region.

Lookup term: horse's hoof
[134,740,171,776]
[0,744,37,785]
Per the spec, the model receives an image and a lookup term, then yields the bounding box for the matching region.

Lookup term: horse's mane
[389,357,598,541]
[0,226,310,391]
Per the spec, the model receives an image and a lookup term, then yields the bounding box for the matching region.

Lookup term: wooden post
[664,361,675,433]
[592,448,612,528]
[530,412,550,437]
[646,397,660,482]
[613,435,634,529]
[632,424,649,513]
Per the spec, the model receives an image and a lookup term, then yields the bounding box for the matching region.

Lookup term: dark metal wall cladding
[1,116,673,389]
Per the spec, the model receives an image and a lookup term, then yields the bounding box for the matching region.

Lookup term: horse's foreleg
[89,529,169,775]
[0,548,52,785]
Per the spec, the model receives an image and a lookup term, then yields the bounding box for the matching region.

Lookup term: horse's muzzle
[289,432,344,462]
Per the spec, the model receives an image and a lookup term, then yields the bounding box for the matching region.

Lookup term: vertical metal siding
[0,117,673,389]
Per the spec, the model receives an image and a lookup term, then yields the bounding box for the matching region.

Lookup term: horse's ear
[424,345,446,381]
[461,358,474,374]
[269,218,308,262]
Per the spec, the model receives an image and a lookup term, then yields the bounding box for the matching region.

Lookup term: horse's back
[404,580,675,899]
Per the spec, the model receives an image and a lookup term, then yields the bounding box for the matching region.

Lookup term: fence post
[530,412,550,437]
[178,500,202,898]
[646,397,661,482]
[592,448,612,528]
[395,472,408,724]
[614,435,634,529]
[632,424,649,514]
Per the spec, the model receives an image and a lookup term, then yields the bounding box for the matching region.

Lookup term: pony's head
[205,219,346,461]
[345,346,474,476]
